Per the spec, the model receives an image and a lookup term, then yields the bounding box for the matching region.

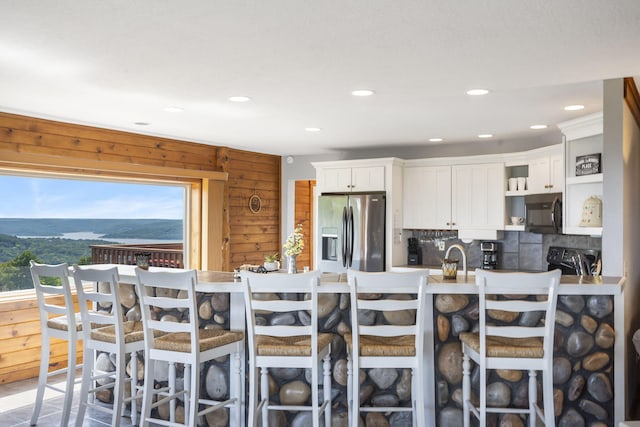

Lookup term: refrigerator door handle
[341,207,348,267]
[348,206,355,267]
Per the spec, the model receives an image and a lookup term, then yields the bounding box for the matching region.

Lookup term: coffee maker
[481,241,500,270]
[407,237,422,265]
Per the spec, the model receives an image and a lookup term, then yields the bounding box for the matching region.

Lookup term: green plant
[264,253,279,262]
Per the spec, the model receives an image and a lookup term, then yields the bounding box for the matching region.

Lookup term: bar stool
[135,268,244,427]
[458,269,561,427]
[241,270,333,427]
[29,261,83,426]
[346,269,428,427]
[72,265,145,426]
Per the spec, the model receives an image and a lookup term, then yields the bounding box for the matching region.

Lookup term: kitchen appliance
[317,192,386,273]
[407,237,422,265]
[524,193,563,234]
[547,246,601,276]
[480,241,500,269]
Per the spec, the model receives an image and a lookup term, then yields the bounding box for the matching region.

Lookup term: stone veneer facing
[435,293,615,427]
[93,280,614,426]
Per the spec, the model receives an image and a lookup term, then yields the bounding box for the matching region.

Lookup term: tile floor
[0,372,136,427]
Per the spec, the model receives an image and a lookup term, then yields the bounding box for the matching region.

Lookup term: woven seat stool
[459,269,561,427]
[73,265,145,426]
[29,261,83,427]
[241,270,332,427]
[345,269,428,427]
[135,268,244,427]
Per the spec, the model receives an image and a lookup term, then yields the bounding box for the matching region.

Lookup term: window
[0,174,185,292]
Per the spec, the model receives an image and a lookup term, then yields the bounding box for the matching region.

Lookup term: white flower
[283,225,304,257]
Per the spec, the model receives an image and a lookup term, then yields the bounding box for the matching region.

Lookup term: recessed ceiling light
[429,138,444,142]
[163,106,184,113]
[478,134,493,138]
[466,89,490,96]
[228,96,251,103]
[305,127,322,132]
[564,104,585,111]
[351,89,375,97]
[134,122,150,126]
[530,124,548,130]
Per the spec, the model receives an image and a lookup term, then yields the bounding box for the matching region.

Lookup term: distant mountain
[0,218,183,240]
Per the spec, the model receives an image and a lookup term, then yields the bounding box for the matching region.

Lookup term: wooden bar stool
[72,265,145,426]
[459,269,561,427]
[29,261,84,427]
[241,270,333,427]
[135,268,244,427]
[346,269,428,427]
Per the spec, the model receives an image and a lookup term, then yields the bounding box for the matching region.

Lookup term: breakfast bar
[102,264,624,426]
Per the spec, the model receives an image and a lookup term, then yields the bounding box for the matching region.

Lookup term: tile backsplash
[410,230,602,271]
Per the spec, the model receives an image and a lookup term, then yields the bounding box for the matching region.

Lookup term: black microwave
[524,193,563,234]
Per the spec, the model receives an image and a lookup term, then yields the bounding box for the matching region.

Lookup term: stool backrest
[30,261,77,334]
[134,268,199,352]
[72,266,123,346]
[347,269,428,353]
[475,268,561,360]
[241,270,322,358]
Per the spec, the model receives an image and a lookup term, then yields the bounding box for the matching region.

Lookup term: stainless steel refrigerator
[317,192,385,273]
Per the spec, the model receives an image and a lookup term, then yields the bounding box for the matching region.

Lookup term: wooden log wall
[0,293,83,385]
[294,180,315,270]
[217,147,281,270]
[0,112,281,384]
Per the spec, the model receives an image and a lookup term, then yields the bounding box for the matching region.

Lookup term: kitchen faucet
[445,243,467,280]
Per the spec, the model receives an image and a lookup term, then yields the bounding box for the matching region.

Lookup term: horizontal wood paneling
[0,113,283,384]
[294,180,315,270]
[219,148,281,270]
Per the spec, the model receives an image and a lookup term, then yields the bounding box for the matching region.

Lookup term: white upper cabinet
[403,166,451,229]
[318,166,385,193]
[527,147,564,194]
[452,163,505,230]
[403,162,504,234]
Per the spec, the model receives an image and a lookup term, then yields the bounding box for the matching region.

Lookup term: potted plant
[263,253,280,271]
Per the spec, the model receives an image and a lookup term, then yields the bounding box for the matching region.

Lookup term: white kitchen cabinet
[527,148,564,194]
[558,112,603,236]
[452,163,505,230]
[402,166,451,229]
[402,162,503,234]
[318,165,385,192]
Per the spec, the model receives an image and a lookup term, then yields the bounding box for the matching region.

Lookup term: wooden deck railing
[90,243,184,268]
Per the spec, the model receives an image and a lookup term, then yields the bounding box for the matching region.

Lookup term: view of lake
[16,231,179,244]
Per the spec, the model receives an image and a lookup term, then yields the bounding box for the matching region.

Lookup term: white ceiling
[0,1,639,156]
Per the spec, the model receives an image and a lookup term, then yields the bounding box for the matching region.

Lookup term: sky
[0,175,184,219]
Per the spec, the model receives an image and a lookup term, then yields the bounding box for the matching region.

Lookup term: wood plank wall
[0,294,83,384]
[217,147,281,270]
[0,112,281,384]
[294,180,315,270]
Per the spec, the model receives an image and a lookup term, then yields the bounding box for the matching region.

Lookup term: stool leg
[528,370,537,427]
[60,337,77,427]
[462,353,471,427]
[30,330,50,426]
[140,358,155,427]
[111,350,125,426]
[260,367,269,427]
[323,352,332,427]
[184,363,192,426]
[169,361,176,423]
[346,355,352,427]
[414,364,426,427]
[542,368,555,426]
[233,351,242,427]
[75,346,95,426]
[130,351,138,426]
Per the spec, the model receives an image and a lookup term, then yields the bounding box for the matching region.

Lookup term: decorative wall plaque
[249,193,262,214]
